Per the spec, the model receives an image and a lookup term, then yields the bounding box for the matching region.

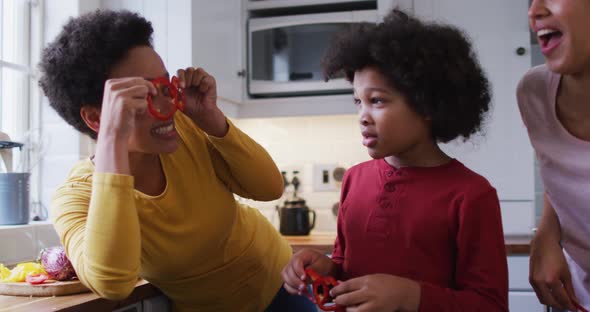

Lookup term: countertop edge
[0,280,161,312]
[284,232,532,255]
[60,281,162,312]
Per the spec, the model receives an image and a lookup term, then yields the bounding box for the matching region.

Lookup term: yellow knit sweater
[51,114,292,311]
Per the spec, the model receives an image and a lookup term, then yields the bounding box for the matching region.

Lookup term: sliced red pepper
[146,76,185,120]
[171,76,186,111]
[26,273,49,285]
[304,268,344,312]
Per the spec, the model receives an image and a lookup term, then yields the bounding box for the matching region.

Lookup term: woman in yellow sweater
[38,10,315,312]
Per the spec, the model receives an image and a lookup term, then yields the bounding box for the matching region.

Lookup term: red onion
[38,246,77,281]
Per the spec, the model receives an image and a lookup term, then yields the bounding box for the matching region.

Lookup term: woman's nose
[528,0,548,20]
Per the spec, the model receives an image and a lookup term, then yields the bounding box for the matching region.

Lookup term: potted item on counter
[0,135,29,226]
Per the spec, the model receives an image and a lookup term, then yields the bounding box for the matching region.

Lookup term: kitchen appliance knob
[516,47,526,56]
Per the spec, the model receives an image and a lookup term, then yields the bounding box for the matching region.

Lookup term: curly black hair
[322,9,491,143]
[38,10,154,139]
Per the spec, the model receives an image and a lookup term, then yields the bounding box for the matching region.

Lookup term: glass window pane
[2,0,30,66]
[1,67,28,139]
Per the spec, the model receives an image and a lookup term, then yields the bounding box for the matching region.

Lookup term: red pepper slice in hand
[171,76,186,111]
[304,268,344,312]
[146,76,185,120]
[26,273,49,285]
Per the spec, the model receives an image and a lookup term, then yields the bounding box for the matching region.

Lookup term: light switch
[312,164,338,192]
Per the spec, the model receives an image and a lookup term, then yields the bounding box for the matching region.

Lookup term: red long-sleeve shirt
[332,159,508,311]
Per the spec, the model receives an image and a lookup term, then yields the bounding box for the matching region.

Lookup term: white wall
[234,114,368,231]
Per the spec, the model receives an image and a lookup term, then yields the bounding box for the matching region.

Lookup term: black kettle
[278,197,316,236]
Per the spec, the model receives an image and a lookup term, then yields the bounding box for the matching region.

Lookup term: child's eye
[353,98,361,105]
[371,97,384,104]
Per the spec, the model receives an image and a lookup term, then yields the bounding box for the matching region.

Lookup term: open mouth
[151,123,176,137]
[537,28,563,51]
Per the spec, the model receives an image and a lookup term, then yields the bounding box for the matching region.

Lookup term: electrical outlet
[312,163,338,192]
[279,165,305,195]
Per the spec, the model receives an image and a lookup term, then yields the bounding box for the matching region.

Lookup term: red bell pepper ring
[146,76,186,120]
[304,268,344,312]
[170,76,186,111]
[570,293,589,312]
[26,273,50,285]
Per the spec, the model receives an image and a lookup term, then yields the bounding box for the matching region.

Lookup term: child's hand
[281,248,334,296]
[177,67,228,137]
[529,232,576,311]
[330,274,421,312]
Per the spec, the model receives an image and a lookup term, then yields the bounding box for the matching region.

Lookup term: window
[0,0,43,219]
[1,0,42,145]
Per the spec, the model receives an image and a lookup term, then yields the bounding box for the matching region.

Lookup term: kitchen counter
[0,280,161,312]
[0,233,531,311]
[284,231,532,255]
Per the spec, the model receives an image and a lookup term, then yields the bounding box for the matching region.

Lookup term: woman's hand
[99,77,156,141]
[95,77,156,175]
[529,193,576,311]
[177,67,228,137]
[529,231,576,311]
[281,248,335,296]
[331,274,420,312]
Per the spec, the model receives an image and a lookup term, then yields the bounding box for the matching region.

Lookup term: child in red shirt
[281,9,508,312]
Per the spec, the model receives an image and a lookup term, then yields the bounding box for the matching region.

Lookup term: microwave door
[248,10,378,97]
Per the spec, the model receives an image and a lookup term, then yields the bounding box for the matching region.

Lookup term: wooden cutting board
[0,280,90,297]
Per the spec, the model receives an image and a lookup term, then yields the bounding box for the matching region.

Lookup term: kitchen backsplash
[233,114,369,231]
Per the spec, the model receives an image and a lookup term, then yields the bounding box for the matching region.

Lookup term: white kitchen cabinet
[192,0,245,117]
[507,255,548,311]
[99,0,193,83]
[510,292,546,312]
[377,0,413,17]
[413,0,535,209]
[508,256,532,291]
[501,202,536,236]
